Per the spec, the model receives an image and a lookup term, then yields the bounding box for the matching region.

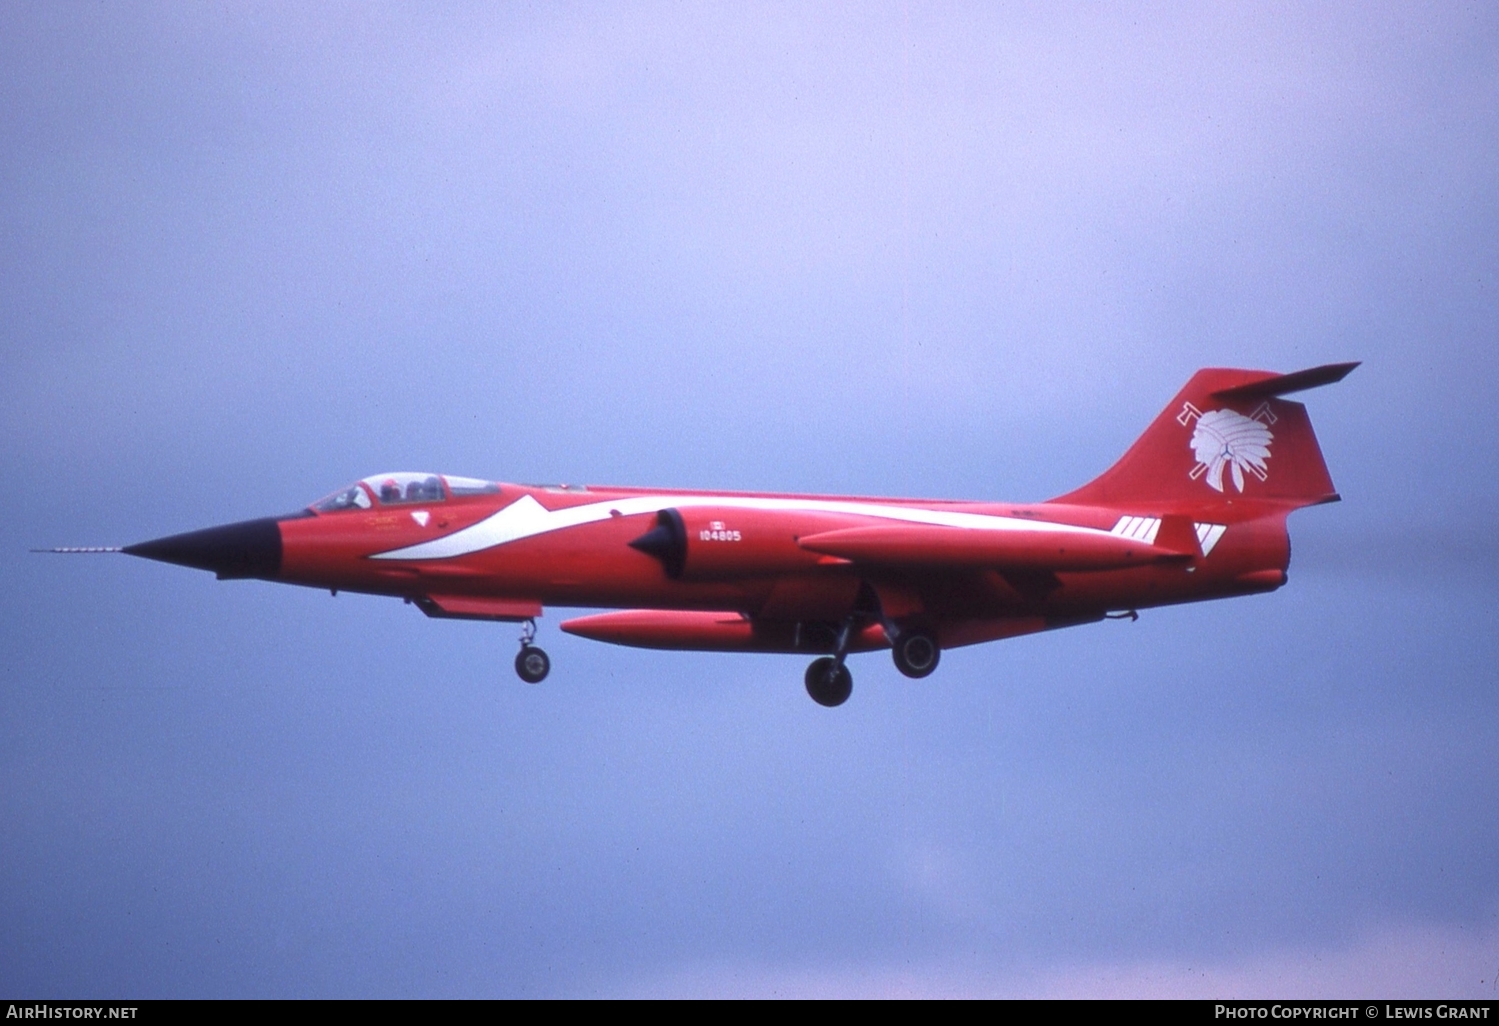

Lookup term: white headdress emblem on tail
[1177,402,1275,493]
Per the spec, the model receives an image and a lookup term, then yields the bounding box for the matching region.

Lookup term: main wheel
[515,645,551,684]
[804,656,853,707]
[892,630,940,678]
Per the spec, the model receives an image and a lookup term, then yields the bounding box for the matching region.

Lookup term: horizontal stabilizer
[1211,362,1359,400]
[796,524,1187,572]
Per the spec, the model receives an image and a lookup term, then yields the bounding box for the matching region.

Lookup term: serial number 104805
[699,522,742,542]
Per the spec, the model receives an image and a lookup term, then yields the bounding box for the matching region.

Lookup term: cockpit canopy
[312,473,499,513]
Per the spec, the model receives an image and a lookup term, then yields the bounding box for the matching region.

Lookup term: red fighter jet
[93,363,1355,707]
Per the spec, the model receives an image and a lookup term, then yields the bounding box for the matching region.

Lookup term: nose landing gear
[514,618,550,684]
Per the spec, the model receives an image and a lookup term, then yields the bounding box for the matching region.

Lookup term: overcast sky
[2,2,1497,997]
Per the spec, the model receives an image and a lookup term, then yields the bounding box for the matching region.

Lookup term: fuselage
[255,475,1293,642]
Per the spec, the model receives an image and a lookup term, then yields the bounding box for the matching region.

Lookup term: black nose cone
[123,517,282,580]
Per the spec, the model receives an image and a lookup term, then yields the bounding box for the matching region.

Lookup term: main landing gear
[802,622,944,706]
[804,616,859,707]
[805,657,853,707]
[890,629,940,679]
[514,618,550,684]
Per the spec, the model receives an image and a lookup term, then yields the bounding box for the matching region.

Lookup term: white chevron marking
[1193,522,1227,557]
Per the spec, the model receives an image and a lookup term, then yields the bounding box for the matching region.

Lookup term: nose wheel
[515,646,550,683]
[514,618,550,684]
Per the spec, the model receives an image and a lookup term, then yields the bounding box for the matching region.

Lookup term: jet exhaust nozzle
[123,517,283,580]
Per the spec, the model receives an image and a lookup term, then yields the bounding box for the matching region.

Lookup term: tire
[891,630,940,679]
[515,645,551,684]
[804,656,853,707]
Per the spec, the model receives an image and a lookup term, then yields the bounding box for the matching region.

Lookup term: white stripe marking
[1110,515,1161,544]
[374,494,1119,561]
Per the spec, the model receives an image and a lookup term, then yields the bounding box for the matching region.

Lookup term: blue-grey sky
[3,2,1496,997]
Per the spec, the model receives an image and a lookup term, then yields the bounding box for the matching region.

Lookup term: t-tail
[1051,362,1358,512]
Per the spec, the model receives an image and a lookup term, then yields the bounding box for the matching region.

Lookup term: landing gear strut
[514,618,550,684]
[804,616,857,707]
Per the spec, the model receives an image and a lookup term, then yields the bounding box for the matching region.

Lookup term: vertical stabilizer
[1051,363,1356,509]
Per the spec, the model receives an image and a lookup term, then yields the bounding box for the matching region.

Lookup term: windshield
[312,483,372,512]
